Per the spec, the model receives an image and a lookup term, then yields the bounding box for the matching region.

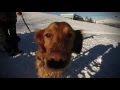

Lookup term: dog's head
[35,22,83,70]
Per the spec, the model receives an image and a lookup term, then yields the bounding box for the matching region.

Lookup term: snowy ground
[0,12,120,78]
[96,19,120,28]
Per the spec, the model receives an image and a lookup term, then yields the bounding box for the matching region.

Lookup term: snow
[96,19,120,24]
[17,12,120,35]
[0,12,120,78]
[96,18,120,28]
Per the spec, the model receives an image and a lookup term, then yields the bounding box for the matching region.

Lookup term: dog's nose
[50,52,65,62]
[47,52,67,69]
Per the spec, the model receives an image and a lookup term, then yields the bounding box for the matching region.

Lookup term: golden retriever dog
[34,22,83,78]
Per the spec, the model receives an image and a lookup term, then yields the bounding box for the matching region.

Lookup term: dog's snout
[50,52,65,62]
[47,59,65,69]
[46,52,68,69]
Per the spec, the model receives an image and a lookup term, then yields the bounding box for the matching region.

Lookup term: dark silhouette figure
[0,12,22,56]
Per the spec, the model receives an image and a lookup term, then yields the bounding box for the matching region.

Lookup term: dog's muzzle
[46,52,70,70]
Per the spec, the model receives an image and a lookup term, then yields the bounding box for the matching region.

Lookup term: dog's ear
[72,30,83,54]
[34,29,46,52]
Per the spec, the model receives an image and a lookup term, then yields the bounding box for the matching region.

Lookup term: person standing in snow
[0,12,22,56]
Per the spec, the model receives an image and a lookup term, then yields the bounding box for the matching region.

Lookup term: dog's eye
[67,33,72,38]
[45,33,52,38]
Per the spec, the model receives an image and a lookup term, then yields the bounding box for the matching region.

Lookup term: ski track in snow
[0,12,120,78]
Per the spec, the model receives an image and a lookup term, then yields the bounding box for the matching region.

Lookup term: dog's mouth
[46,58,69,70]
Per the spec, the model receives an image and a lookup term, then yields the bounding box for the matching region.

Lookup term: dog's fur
[34,22,83,78]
